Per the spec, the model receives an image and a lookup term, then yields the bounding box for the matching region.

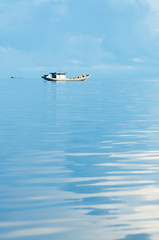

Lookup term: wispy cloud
[67,34,108,67]
[33,0,53,5]
[92,64,136,71]
[0,46,49,76]
[0,0,67,29]
[0,0,159,74]
[147,0,159,12]
[1,227,71,238]
[71,59,83,64]
[132,57,145,63]
[69,34,103,44]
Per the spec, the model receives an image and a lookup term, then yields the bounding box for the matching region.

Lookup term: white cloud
[109,0,135,6]
[35,66,49,71]
[147,0,159,12]
[144,0,159,34]
[92,63,136,71]
[0,46,46,76]
[1,227,71,238]
[33,0,53,5]
[1,0,159,72]
[107,0,148,10]
[69,34,103,44]
[56,4,67,15]
[0,0,67,29]
[66,34,109,67]
[0,47,25,58]
[71,59,83,64]
[132,57,145,63]
[0,2,30,28]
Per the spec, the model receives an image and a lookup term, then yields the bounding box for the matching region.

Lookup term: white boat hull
[42,74,91,81]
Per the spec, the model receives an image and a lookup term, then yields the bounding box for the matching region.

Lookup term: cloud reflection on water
[2,78,159,240]
[1,227,72,239]
[1,147,159,240]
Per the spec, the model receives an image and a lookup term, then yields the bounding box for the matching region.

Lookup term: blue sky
[1,0,159,77]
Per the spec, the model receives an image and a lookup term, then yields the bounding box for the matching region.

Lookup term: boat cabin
[50,72,67,80]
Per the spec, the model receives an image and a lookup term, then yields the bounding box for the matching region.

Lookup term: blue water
[1,76,159,240]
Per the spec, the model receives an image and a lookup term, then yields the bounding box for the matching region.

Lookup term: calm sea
[1,76,159,240]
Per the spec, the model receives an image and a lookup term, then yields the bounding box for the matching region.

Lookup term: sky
[1,0,159,77]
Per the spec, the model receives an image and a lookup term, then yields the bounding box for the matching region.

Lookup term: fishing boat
[11,76,22,79]
[42,72,91,81]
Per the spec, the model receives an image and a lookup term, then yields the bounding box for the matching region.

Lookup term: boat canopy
[50,72,67,79]
[50,72,67,75]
